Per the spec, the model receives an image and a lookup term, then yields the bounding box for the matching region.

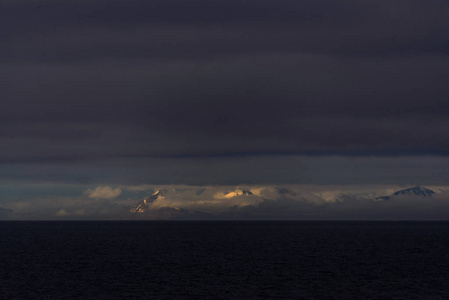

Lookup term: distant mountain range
[375,186,435,201]
[129,188,262,219]
[129,186,438,219]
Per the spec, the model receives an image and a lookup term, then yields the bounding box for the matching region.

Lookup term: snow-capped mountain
[129,187,265,219]
[130,190,164,213]
[130,190,189,219]
[376,186,435,200]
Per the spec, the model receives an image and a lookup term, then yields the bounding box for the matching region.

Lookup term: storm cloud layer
[2,0,449,203]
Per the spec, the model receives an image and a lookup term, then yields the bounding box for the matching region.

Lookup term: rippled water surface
[2,221,449,299]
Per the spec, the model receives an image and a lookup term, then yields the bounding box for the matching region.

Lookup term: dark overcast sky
[2,0,449,186]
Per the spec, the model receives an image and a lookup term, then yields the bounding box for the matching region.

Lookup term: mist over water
[2,221,449,299]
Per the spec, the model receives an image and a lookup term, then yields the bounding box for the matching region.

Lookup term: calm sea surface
[1,221,449,299]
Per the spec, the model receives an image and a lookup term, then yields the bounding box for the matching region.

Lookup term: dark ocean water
[2,221,449,299]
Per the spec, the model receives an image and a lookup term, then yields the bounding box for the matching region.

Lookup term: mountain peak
[130,190,164,213]
[152,190,163,197]
[376,186,435,200]
[392,186,435,197]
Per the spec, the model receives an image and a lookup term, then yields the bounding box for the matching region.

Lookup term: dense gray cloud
[2,0,449,190]
[2,0,449,62]
[3,156,449,186]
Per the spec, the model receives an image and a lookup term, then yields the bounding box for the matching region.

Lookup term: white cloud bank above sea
[86,186,122,199]
[3,184,449,220]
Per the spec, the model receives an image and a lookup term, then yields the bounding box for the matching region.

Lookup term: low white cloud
[56,209,86,217]
[56,209,69,216]
[86,186,122,199]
